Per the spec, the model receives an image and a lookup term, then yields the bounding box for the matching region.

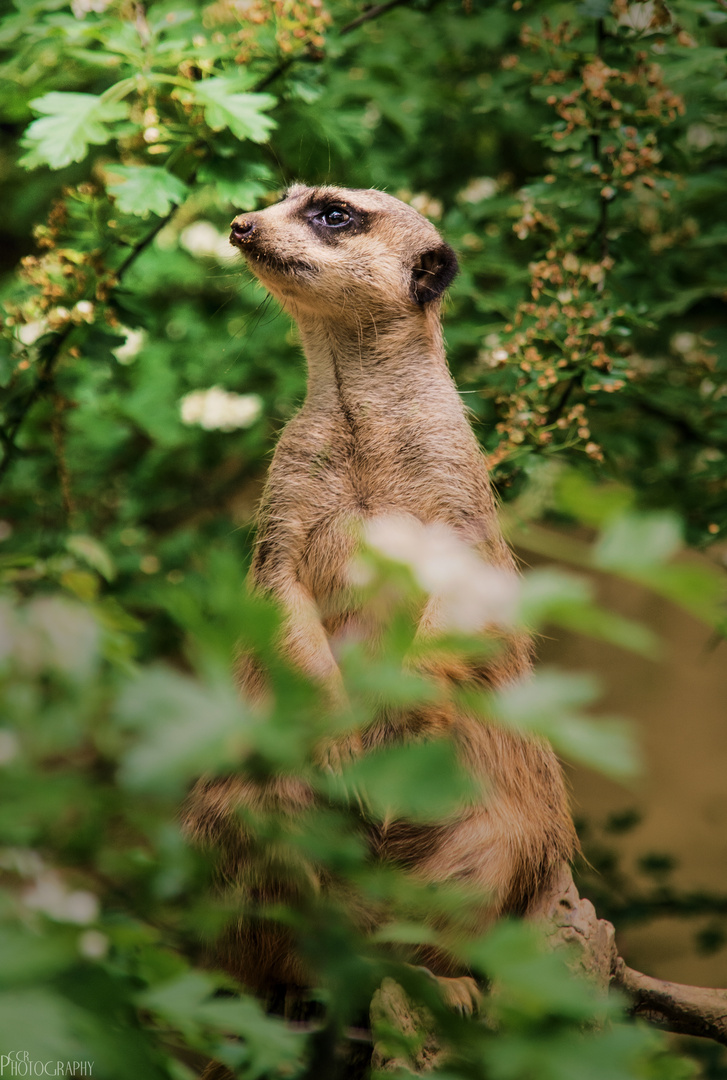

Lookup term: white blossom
[362,515,520,633]
[112,327,146,364]
[672,332,697,355]
[477,346,509,368]
[71,0,111,16]
[180,386,263,432]
[180,221,238,264]
[13,597,100,680]
[78,930,109,959]
[460,177,498,203]
[0,731,19,765]
[47,306,70,330]
[409,193,443,220]
[180,221,221,257]
[617,1,658,33]
[17,319,48,345]
[686,124,714,151]
[72,300,95,323]
[24,872,99,924]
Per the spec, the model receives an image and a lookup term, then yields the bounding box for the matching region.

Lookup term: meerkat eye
[315,205,351,228]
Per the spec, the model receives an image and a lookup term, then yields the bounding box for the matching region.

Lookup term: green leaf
[494,669,640,779]
[469,921,607,1023]
[0,927,76,987]
[578,0,611,17]
[498,668,601,718]
[66,534,116,582]
[519,570,659,657]
[19,92,129,169]
[555,472,633,528]
[193,78,277,142]
[116,666,251,794]
[333,740,477,822]
[541,714,639,780]
[140,973,305,1079]
[197,159,273,209]
[370,921,438,946]
[106,165,189,217]
[637,562,726,627]
[594,512,683,572]
[0,989,86,1064]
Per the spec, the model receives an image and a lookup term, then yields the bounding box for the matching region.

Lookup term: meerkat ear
[410,244,459,306]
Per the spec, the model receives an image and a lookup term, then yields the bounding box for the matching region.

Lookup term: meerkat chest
[263,406,493,605]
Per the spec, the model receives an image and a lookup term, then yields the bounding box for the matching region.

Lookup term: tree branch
[339,0,412,36]
[1,176,194,486]
[614,960,727,1045]
[631,392,727,451]
[372,864,727,1074]
[0,323,73,484]
[534,865,727,1046]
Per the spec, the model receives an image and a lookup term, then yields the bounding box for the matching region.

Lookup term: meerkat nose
[230,218,257,245]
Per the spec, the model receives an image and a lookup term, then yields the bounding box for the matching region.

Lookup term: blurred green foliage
[1,0,726,1076]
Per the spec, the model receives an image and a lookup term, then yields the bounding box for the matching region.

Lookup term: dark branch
[114,199,180,280]
[1,169,199,486]
[0,324,72,483]
[577,17,611,262]
[614,960,727,1046]
[340,0,411,36]
[253,56,296,92]
[546,374,580,427]
[632,393,727,451]
[533,865,727,1047]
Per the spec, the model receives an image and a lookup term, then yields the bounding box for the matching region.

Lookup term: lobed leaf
[106,165,190,218]
[19,92,129,169]
[192,78,277,143]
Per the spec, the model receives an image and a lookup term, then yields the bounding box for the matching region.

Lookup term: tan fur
[185,185,576,994]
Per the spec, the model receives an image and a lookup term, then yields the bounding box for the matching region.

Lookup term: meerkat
[185,184,576,1012]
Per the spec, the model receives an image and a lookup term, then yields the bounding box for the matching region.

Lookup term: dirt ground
[533,543,727,988]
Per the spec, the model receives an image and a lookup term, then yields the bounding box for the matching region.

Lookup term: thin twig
[340,0,411,36]
[254,56,296,92]
[0,323,73,484]
[50,393,76,524]
[633,393,727,450]
[1,164,202,486]
[114,200,180,280]
[578,17,611,263]
[546,374,580,427]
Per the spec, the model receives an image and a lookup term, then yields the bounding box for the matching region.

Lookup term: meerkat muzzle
[230,218,257,246]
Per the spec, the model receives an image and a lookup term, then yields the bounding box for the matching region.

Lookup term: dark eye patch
[303,198,371,242]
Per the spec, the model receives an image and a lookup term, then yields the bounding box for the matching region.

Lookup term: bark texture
[371,863,727,1072]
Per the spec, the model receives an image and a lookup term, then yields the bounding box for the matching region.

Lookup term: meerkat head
[229,184,458,322]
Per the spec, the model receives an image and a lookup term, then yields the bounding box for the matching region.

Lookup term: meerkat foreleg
[268,576,364,772]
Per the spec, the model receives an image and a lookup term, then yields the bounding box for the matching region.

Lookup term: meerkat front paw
[314,730,364,775]
[434,974,482,1016]
[413,967,482,1016]
[314,731,367,813]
